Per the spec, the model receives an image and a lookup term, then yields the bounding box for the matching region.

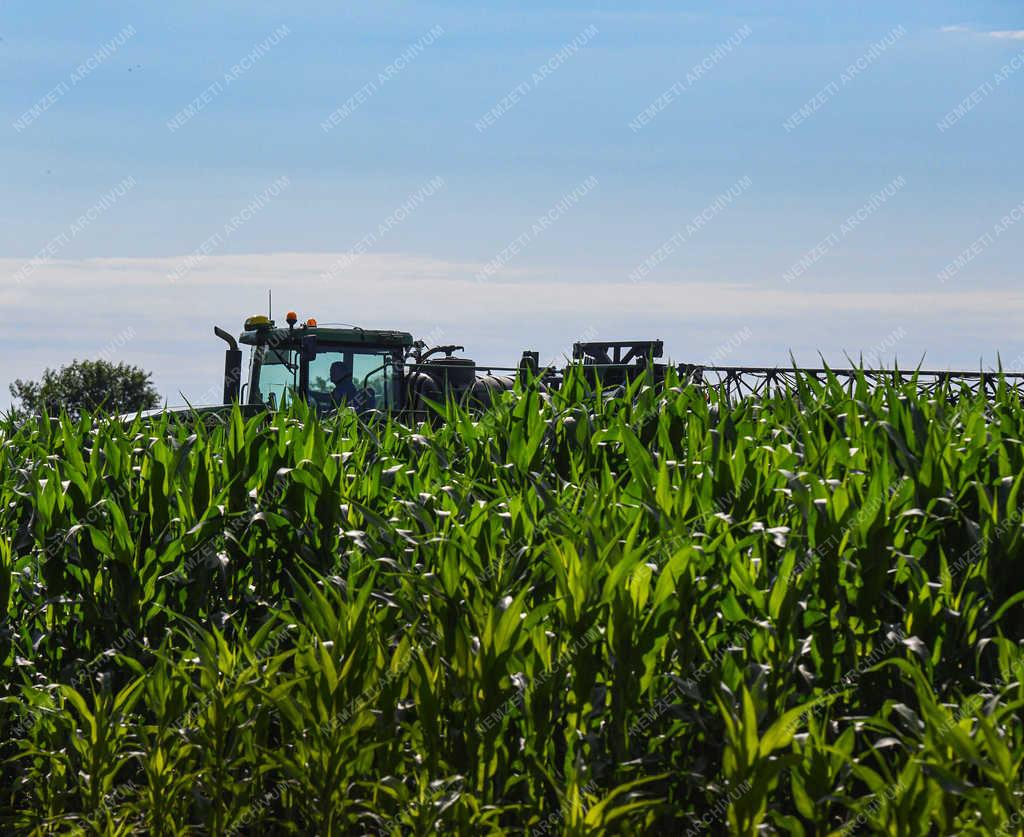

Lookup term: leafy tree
[8,359,160,419]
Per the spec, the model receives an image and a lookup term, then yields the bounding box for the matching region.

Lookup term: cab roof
[238,322,414,349]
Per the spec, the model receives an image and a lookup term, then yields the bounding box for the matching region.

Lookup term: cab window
[256,346,298,409]
[308,348,393,412]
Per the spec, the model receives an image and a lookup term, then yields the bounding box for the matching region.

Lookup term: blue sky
[2,2,1023,406]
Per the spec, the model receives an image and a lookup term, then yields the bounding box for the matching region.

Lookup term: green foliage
[8,358,160,419]
[0,369,1023,834]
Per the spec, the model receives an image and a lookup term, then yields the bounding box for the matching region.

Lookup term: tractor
[214,311,519,418]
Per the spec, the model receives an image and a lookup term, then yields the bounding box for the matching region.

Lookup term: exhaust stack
[214,326,242,405]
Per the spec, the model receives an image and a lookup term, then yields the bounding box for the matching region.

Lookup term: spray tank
[404,343,515,414]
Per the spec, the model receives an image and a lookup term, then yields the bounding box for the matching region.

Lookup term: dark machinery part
[417,344,465,363]
[573,340,663,364]
[571,340,667,387]
[405,346,516,415]
[214,327,242,405]
[519,351,540,385]
[682,364,1024,401]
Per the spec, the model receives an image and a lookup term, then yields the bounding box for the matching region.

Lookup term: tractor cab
[216,312,414,413]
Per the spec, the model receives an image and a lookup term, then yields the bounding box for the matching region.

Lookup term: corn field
[2,369,1024,835]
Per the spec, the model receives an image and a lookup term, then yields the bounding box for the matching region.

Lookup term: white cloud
[939,24,1024,40]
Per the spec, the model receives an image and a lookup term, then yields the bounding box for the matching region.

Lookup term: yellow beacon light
[306,318,317,327]
[286,311,298,327]
[244,315,272,330]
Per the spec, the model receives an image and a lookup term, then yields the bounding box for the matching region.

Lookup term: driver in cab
[330,357,376,412]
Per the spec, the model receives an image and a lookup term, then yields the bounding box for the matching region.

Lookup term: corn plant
[0,368,1023,834]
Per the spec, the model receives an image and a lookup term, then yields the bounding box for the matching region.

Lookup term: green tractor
[214,310,519,418]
